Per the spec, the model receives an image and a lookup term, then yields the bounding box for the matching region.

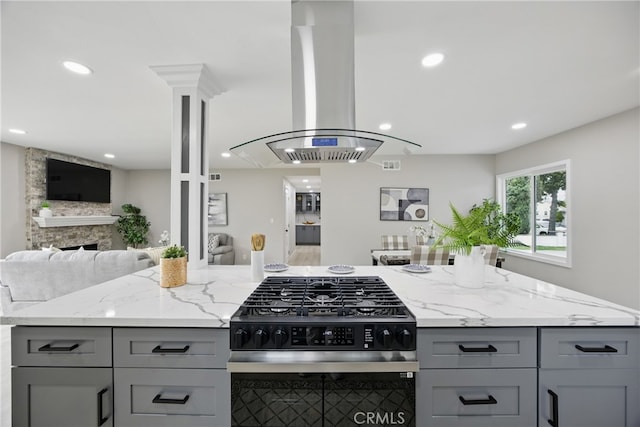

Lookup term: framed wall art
[208,192,228,226]
[380,187,429,221]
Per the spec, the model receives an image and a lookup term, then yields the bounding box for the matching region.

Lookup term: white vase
[251,250,264,282]
[39,208,52,218]
[454,246,486,288]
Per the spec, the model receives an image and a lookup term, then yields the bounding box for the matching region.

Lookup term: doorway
[284,176,321,265]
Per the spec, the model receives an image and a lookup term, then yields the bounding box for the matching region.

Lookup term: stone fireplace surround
[26,148,115,251]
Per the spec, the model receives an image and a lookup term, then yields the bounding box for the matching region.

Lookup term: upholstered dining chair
[381,235,409,250]
[410,245,450,265]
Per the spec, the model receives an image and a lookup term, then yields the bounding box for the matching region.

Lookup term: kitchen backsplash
[296,212,320,224]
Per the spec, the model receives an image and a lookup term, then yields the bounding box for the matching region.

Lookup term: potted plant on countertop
[39,201,52,218]
[115,203,150,248]
[433,199,520,288]
[159,244,188,288]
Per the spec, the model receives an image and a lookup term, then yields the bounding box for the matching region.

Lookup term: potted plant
[115,204,150,248]
[159,244,188,288]
[39,201,52,218]
[433,199,520,287]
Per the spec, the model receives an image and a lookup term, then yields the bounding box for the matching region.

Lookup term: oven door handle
[227,360,419,373]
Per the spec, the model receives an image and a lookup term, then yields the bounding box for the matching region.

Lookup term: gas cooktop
[229,276,416,351]
[234,276,413,319]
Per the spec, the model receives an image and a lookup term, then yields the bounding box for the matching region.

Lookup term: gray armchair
[208,232,235,265]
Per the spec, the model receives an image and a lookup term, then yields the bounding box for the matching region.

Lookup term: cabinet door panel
[12,367,112,427]
[417,368,536,427]
[539,369,640,427]
[114,367,230,427]
[540,328,639,369]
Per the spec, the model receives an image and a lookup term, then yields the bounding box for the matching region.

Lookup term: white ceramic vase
[39,208,52,218]
[251,250,264,282]
[454,246,486,288]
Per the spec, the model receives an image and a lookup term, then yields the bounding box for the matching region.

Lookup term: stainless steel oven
[227,276,418,427]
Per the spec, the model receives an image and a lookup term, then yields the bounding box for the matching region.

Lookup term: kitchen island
[2,265,639,426]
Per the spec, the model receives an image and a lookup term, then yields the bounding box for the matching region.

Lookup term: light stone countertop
[1,265,638,328]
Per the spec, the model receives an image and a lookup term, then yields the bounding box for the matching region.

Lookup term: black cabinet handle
[547,390,558,427]
[152,344,190,354]
[458,344,497,353]
[38,343,80,352]
[97,387,109,426]
[152,394,190,405]
[458,395,497,405]
[575,344,618,353]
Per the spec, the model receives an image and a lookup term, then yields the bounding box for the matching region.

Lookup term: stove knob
[232,328,249,349]
[377,328,393,349]
[273,328,289,348]
[254,328,270,348]
[397,328,414,349]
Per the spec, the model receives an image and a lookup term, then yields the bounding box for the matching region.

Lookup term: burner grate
[238,276,410,318]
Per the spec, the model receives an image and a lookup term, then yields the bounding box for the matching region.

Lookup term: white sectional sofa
[0,249,154,313]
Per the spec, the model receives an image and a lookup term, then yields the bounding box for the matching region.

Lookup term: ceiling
[2,1,638,182]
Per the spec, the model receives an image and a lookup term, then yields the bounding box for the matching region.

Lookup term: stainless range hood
[230,0,420,166]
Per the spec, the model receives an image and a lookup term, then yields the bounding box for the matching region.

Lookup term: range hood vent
[230,0,421,166]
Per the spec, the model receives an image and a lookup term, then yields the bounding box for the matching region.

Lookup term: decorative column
[151,64,225,269]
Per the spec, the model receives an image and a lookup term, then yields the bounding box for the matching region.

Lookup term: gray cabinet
[296,225,320,245]
[418,368,537,427]
[416,328,537,426]
[13,367,113,427]
[113,327,231,427]
[296,192,320,212]
[11,326,113,427]
[538,327,640,427]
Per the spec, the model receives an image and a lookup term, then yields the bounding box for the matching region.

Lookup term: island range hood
[230,0,420,166]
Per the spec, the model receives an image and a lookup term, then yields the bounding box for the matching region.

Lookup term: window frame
[496,159,571,268]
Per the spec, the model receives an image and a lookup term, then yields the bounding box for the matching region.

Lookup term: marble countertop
[1,265,638,328]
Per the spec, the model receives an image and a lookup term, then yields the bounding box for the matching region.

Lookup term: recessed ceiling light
[421,52,444,68]
[104,153,115,159]
[284,148,295,153]
[62,60,93,75]
[306,185,311,189]
[302,179,309,183]
[348,159,357,164]
[308,190,313,193]
[379,123,392,131]
[9,128,27,135]
[355,146,366,152]
[221,152,231,158]
[292,160,301,165]
[511,122,527,130]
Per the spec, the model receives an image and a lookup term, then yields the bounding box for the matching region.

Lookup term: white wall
[0,143,26,257]
[208,168,320,265]
[496,108,640,309]
[111,169,171,249]
[320,155,496,265]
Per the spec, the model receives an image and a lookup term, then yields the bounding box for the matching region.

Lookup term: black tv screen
[46,158,111,203]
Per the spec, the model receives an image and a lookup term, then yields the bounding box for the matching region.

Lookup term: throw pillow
[208,234,220,252]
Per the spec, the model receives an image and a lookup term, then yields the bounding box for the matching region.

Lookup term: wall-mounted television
[46,158,111,203]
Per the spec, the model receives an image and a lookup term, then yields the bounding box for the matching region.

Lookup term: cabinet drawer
[113,328,229,368]
[11,326,111,367]
[417,368,537,427]
[114,367,230,427]
[540,327,640,369]
[417,328,537,368]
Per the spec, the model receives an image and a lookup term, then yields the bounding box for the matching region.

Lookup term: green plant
[115,203,150,248]
[41,201,50,208]
[433,199,521,255]
[161,244,187,259]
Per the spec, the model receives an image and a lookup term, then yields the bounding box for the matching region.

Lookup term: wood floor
[288,245,321,266]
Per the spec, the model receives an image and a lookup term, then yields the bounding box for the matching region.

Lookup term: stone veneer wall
[26,148,114,250]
